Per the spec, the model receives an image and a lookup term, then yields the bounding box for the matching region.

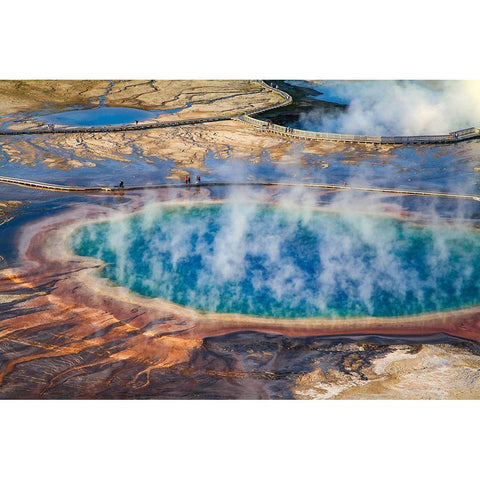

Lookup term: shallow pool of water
[71,203,480,318]
[35,105,186,127]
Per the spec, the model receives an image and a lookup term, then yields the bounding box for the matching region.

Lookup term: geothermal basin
[6,188,480,399]
[69,200,480,320]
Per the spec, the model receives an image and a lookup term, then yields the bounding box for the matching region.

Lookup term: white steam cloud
[71,186,480,319]
[301,80,480,136]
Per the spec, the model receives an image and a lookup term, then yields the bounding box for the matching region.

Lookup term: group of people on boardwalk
[185,174,201,185]
[264,121,294,134]
[115,176,202,190]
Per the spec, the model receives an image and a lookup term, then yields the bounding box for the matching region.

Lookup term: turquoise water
[71,203,480,318]
[35,106,185,127]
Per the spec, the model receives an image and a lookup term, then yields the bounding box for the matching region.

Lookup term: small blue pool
[35,105,185,127]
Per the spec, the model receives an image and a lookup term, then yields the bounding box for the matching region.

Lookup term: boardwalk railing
[242,80,293,116]
[1,175,480,203]
[0,80,290,137]
[238,113,480,145]
[0,116,232,137]
[1,79,478,145]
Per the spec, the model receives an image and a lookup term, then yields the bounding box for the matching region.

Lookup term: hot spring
[70,202,480,318]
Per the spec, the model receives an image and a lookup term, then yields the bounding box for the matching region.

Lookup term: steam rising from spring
[300,80,480,135]
[71,188,480,318]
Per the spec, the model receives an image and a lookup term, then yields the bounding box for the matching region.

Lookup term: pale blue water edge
[35,105,187,127]
[70,203,480,319]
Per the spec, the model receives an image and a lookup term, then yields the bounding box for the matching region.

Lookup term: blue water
[35,106,186,127]
[71,203,480,318]
[286,80,351,105]
[282,80,476,136]
[285,80,444,107]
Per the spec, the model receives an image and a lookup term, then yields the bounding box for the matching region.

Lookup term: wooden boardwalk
[1,80,478,145]
[1,175,479,202]
[240,114,480,145]
[0,80,290,137]
[0,115,230,137]
[241,82,480,145]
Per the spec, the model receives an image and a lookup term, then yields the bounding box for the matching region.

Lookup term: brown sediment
[11,200,480,339]
[0,78,391,174]
[0,80,111,116]
[0,80,280,121]
[0,200,22,217]
[0,118,368,171]
[2,197,480,398]
[293,343,480,399]
[0,200,23,232]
